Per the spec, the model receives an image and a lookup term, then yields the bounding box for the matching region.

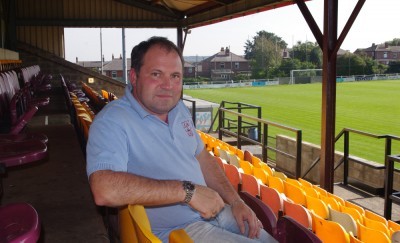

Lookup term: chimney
[76,57,78,63]
[225,46,230,55]
[220,47,224,52]
[120,54,122,59]
[112,54,114,60]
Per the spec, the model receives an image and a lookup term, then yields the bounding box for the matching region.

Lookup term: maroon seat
[0,133,48,144]
[0,202,41,243]
[239,191,277,237]
[0,140,47,167]
[275,216,322,243]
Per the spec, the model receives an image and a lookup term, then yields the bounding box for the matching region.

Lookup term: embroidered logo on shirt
[182,120,194,136]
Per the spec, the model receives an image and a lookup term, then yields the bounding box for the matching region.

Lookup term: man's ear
[129,68,137,87]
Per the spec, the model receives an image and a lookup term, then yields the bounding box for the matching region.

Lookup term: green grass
[184,80,400,164]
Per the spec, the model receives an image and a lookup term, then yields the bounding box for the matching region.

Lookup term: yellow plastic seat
[364,209,387,225]
[283,198,312,230]
[298,178,313,188]
[236,149,245,160]
[239,159,253,175]
[363,215,390,237]
[389,220,400,235]
[320,194,341,211]
[311,211,350,243]
[302,185,320,198]
[259,184,283,218]
[119,205,193,243]
[251,156,262,168]
[306,195,329,219]
[328,192,345,206]
[253,167,268,185]
[344,201,365,217]
[284,180,306,206]
[273,171,288,181]
[357,220,390,243]
[313,185,328,197]
[286,178,302,187]
[268,175,285,194]
[260,162,274,176]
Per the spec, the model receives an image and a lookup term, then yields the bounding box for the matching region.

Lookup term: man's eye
[152,72,161,77]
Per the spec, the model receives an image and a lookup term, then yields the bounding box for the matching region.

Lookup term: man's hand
[188,185,225,219]
[231,199,263,239]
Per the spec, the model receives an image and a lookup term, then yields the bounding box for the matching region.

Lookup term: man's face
[130,45,183,121]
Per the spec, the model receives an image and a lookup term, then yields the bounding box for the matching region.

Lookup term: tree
[336,53,382,76]
[292,41,322,68]
[244,31,287,78]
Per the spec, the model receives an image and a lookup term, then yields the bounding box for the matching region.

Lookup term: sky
[64,0,399,63]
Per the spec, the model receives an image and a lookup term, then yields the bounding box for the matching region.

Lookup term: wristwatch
[182,181,196,203]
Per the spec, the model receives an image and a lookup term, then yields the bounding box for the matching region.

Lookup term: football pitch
[184,80,400,164]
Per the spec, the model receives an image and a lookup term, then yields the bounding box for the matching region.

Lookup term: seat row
[0,64,51,242]
[198,130,400,243]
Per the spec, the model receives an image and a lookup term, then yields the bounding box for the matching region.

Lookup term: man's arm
[89,169,225,219]
[89,170,185,207]
[196,148,262,239]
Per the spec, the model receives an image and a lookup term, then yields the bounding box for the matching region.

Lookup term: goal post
[290,69,323,84]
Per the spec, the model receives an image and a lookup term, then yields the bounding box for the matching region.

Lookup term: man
[86,36,277,242]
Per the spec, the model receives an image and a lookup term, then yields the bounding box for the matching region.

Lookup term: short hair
[130,36,184,73]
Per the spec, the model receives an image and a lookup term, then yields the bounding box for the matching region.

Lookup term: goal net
[290,69,323,85]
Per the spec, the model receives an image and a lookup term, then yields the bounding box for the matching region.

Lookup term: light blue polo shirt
[86,84,206,241]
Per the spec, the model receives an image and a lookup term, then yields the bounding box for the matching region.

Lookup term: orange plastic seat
[259,184,283,218]
[298,178,314,188]
[283,198,312,229]
[312,185,328,197]
[260,162,274,176]
[340,205,364,225]
[344,201,365,217]
[236,149,244,160]
[223,163,242,192]
[240,173,260,197]
[364,209,387,225]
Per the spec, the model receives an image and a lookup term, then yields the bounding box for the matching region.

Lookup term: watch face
[184,181,195,191]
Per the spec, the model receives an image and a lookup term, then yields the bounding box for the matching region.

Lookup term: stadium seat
[320,194,341,211]
[306,195,329,219]
[239,159,253,175]
[328,206,358,237]
[253,166,269,185]
[357,220,390,243]
[259,184,283,218]
[0,202,41,243]
[229,154,241,168]
[298,178,314,188]
[275,216,322,243]
[344,201,365,217]
[223,163,242,192]
[239,191,277,237]
[312,185,328,197]
[240,173,260,197]
[268,175,285,194]
[364,209,387,225]
[362,215,390,237]
[273,171,287,181]
[119,205,193,243]
[283,198,312,229]
[311,211,350,243]
[340,205,364,225]
[284,180,306,206]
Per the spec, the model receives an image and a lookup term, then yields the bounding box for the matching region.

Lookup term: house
[198,47,251,81]
[76,57,108,74]
[355,43,400,65]
[102,54,130,83]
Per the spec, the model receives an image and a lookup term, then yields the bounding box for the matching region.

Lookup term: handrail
[384,154,400,220]
[182,97,196,125]
[302,127,400,186]
[218,107,303,178]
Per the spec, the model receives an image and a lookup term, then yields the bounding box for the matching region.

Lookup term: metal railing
[217,106,303,178]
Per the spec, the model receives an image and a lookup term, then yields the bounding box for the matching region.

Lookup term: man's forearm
[89,170,185,207]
